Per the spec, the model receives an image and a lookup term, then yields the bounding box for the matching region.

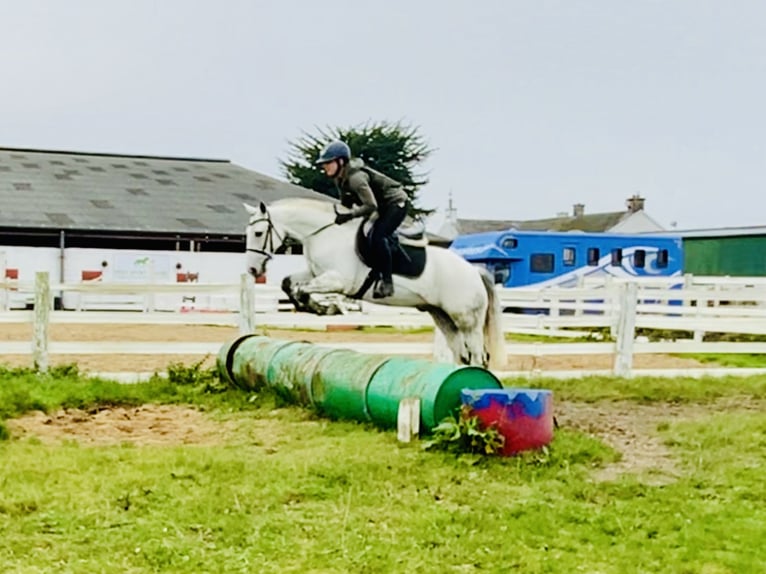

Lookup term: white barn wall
[0,247,60,308]
[1,245,308,310]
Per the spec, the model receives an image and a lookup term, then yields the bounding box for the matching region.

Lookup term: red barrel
[460,388,554,455]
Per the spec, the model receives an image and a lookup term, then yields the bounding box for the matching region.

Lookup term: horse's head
[244,197,340,278]
[244,201,290,279]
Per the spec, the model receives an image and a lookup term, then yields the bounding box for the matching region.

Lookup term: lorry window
[530,253,554,273]
[501,237,518,249]
[492,262,510,284]
[634,249,646,268]
[657,249,669,268]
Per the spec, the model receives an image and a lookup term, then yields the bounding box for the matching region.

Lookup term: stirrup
[373,279,394,299]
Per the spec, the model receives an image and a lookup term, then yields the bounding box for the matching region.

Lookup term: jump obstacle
[217,335,554,453]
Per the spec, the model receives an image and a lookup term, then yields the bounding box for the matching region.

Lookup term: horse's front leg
[281,270,314,312]
[291,270,357,316]
[294,270,353,296]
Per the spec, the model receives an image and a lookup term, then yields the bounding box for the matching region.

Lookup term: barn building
[657,226,766,277]
[0,146,330,307]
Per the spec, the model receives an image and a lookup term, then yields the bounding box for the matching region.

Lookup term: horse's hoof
[281,275,292,296]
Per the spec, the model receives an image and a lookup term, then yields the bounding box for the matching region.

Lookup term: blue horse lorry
[449,229,684,289]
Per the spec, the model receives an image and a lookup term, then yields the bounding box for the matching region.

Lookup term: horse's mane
[270,197,336,214]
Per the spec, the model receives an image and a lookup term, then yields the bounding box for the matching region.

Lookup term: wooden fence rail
[1,272,766,377]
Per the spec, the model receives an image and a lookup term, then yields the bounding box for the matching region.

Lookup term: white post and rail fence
[2,272,766,378]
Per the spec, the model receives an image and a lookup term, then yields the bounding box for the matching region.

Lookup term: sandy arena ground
[0,322,710,373]
[8,398,764,483]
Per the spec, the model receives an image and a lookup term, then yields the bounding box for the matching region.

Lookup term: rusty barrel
[217,334,301,392]
[308,349,391,421]
[266,341,375,410]
[218,336,505,433]
[365,357,504,431]
[217,335,390,419]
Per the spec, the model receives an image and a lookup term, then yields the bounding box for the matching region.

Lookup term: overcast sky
[2,0,764,231]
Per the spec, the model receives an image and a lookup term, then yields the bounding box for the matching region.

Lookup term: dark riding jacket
[335,158,408,219]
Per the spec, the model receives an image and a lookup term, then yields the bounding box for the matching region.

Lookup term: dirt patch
[6,405,229,446]
[0,323,239,343]
[510,353,706,372]
[556,397,766,483]
[0,323,711,373]
[7,399,764,484]
[6,404,321,450]
[556,400,684,483]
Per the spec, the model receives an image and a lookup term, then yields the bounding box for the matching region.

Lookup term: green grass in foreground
[0,364,764,573]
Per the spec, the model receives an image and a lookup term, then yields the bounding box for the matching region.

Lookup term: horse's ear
[259,201,267,214]
[243,202,258,215]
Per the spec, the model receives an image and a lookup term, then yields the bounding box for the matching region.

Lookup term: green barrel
[216,334,273,389]
[366,358,504,431]
[227,335,303,391]
[265,341,344,406]
[216,335,248,388]
[310,349,391,422]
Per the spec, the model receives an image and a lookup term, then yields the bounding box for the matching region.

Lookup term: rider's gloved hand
[334,211,353,225]
[340,192,355,209]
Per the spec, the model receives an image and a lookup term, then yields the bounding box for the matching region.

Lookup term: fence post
[694,292,709,342]
[397,397,420,443]
[606,276,620,338]
[239,273,256,334]
[33,271,51,372]
[549,290,560,324]
[0,251,6,312]
[145,259,156,313]
[575,273,585,317]
[683,273,693,317]
[613,281,637,377]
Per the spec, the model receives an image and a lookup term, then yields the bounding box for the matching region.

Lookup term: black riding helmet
[315,140,351,165]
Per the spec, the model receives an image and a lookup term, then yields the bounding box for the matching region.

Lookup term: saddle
[391,215,429,247]
[350,216,428,298]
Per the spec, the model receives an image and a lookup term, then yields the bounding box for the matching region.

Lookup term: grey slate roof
[0,147,332,235]
[455,212,629,235]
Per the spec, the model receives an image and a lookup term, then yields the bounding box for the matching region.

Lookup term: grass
[504,331,598,343]
[680,353,766,369]
[0,363,764,572]
[0,361,278,427]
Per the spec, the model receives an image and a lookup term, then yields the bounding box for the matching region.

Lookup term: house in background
[436,194,665,245]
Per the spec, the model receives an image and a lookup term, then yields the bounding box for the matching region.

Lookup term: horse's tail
[480,269,507,371]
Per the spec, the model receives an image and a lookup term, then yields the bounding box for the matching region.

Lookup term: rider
[315,140,409,299]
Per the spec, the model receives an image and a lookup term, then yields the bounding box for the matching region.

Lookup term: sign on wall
[111,253,173,283]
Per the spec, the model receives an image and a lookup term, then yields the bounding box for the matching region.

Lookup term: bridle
[246,205,338,264]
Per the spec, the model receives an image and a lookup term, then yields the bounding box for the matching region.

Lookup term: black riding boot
[373,237,395,298]
[373,276,394,298]
[371,202,406,299]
